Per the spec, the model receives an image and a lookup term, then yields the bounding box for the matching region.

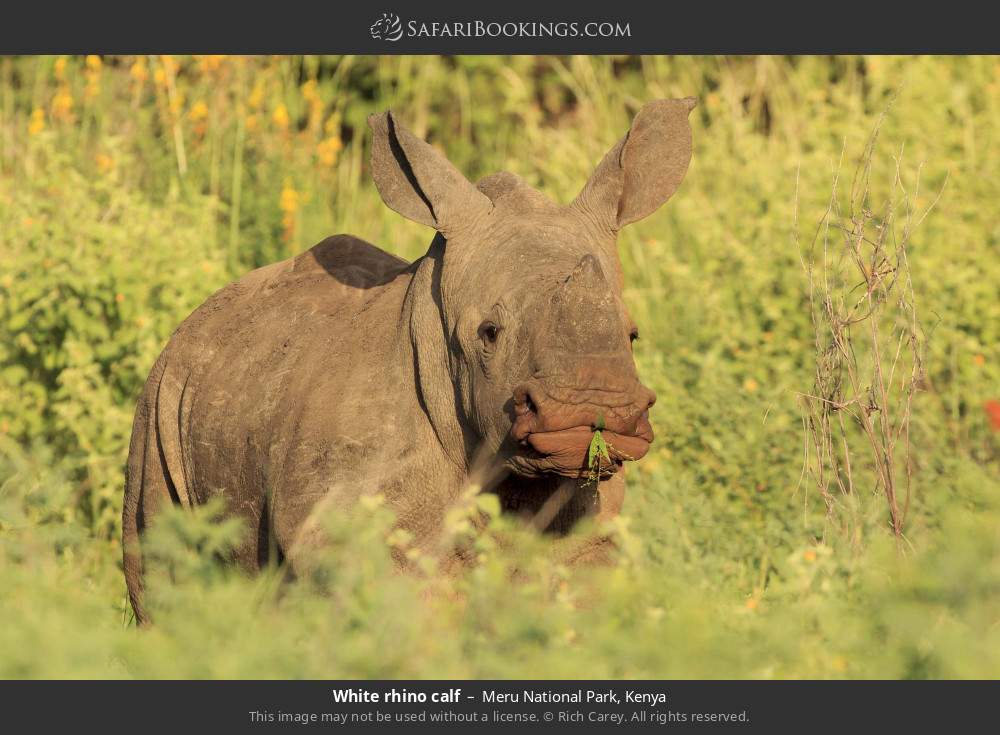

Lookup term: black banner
[0,680,994,731]
[0,1,997,54]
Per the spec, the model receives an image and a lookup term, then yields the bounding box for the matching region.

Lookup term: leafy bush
[1,148,228,535]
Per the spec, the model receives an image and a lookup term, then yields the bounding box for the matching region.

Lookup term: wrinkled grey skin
[123,99,695,623]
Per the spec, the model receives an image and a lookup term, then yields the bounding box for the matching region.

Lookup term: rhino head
[368,99,694,481]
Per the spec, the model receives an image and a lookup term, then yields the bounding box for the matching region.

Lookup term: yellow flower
[247,81,265,111]
[160,55,177,75]
[130,57,148,84]
[324,115,340,136]
[743,377,759,393]
[280,180,300,213]
[245,114,259,133]
[28,107,45,136]
[195,55,226,74]
[189,100,209,137]
[54,57,67,81]
[115,292,125,303]
[803,549,817,562]
[84,55,102,101]
[95,153,114,174]
[153,68,166,87]
[301,79,320,104]
[973,354,986,367]
[52,85,74,122]
[272,103,290,132]
[745,598,759,611]
[316,136,343,167]
[279,179,300,241]
[189,100,209,122]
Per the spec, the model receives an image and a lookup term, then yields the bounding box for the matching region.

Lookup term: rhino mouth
[509,424,653,479]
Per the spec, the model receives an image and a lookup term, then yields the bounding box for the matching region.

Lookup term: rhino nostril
[511,384,542,442]
[513,384,539,417]
[644,388,657,409]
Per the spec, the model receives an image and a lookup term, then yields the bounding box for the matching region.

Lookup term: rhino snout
[511,379,656,442]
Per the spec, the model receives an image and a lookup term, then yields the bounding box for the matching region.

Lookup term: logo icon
[370,13,403,41]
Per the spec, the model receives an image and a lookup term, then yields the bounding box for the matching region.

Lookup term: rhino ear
[368,111,492,237]
[573,98,695,232]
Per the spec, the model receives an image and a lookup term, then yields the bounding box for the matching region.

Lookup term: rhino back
[154,235,427,564]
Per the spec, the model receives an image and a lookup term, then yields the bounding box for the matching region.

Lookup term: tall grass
[1,55,999,678]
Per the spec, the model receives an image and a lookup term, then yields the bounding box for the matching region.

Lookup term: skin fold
[122,99,695,624]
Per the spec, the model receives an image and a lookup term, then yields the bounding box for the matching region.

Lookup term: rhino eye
[629,328,640,343]
[478,321,501,345]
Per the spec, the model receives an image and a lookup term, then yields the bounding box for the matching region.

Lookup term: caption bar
[247,684,751,728]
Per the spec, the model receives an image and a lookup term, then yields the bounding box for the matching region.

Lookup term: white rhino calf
[123,99,695,623]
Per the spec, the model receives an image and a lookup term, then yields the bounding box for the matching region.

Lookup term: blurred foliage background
[0,55,998,678]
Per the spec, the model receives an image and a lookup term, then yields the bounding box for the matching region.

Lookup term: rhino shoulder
[163,235,409,366]
[298,234,411,290]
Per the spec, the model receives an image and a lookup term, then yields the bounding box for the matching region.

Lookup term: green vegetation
[1,55,998,678]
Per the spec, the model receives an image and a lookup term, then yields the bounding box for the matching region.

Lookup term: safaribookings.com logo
[369,13,631,42]
[370,13,404,41]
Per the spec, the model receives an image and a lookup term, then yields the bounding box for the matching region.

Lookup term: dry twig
[797,110,944,546]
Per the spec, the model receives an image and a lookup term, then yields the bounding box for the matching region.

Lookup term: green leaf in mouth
[588,427,611,474]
